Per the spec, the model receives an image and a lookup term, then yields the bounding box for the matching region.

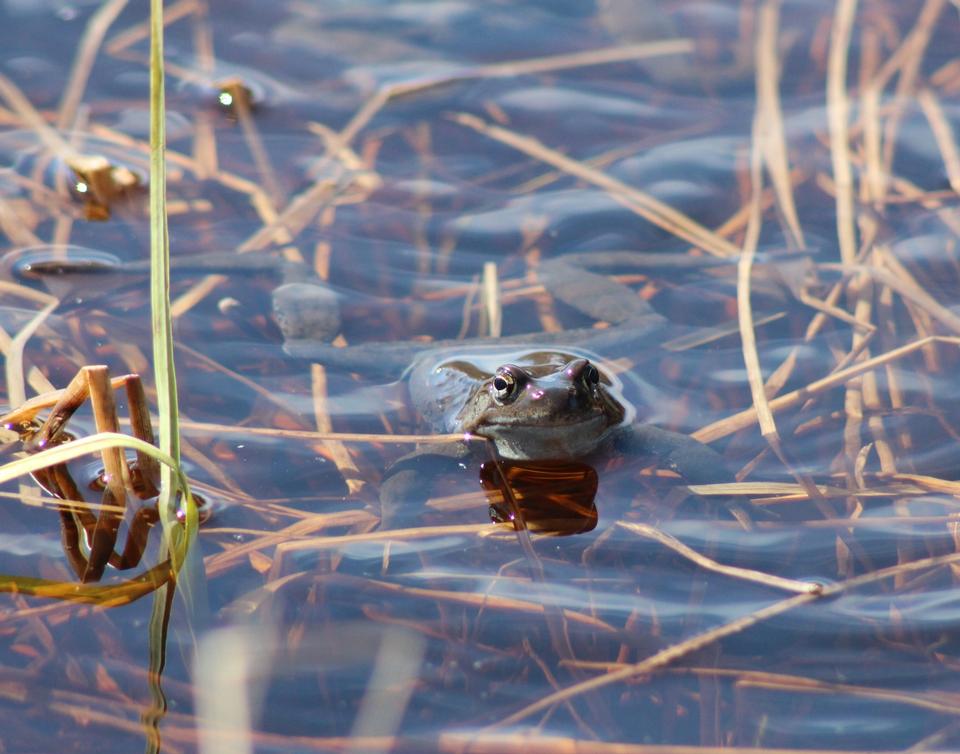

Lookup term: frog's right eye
[492,368,519,401]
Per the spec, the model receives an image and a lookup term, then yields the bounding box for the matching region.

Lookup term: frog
[380,342,753,528]
[4,245,751,525]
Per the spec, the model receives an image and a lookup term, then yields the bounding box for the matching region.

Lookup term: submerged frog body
[4,245,730,371]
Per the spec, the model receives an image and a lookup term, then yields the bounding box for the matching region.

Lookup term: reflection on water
[481,458,599,535]
[1,0,960,751]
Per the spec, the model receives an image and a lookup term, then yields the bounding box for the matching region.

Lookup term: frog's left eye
[492,367,520,401]
[583,363,600,386]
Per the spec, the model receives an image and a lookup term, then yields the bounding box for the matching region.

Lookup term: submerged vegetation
[0,0,959,751]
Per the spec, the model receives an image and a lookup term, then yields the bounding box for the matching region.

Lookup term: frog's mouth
[471,414,619,460]
[478,412,611,432]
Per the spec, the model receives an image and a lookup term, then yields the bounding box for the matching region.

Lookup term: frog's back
[406,348,484,433]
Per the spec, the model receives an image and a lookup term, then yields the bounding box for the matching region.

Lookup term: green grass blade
[149,0,177,480]
[0,432,183,486]
[146,2,200,750]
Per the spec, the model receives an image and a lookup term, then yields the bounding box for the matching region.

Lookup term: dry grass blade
[826,0,859,265]
[1,374,134,426]
[237,173,343,253]
[204,515,377,579]
[178,419,465,445]
[169,274,227,320]
[917,88,960,195]
[565,665,960,716]
[823,261,960,335]
[439,737,927,754]
[311,364,365,494]
[756,0,805,247]
[85,367,131,527]
[0,74,66,149]
[56,0,129,131]
[229,39,703,251]
[662,312,786,352]
[468,39,695,79]
[492,590,819,728]
[741,103,777,444]
[687,479,960,508]
[104,0,199,58]
[221,78,285,207]
[860,27,885,203]
[891,473,960,495]
[618,522,820,594]
[694,336,960,443]
[687,481,845,497]
[739,98,823,500]
[877,0,949,177]
[0,488,126,514]
[450,112,741,258]
[270,523,491,557]
[733,671,960,716]
[482,261,502,338]
[797,290,875,330]
[490,550,960,728]
[4,301,57,409]
[331,575,616,633]
[0,198,43,246]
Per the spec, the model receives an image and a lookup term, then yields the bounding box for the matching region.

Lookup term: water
[1,0,960,751]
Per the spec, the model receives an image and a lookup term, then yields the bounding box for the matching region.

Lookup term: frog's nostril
[565,358,601,388]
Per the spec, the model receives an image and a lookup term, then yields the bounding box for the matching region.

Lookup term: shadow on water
[2,0,960,751]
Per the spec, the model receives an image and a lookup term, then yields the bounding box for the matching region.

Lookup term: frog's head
[456,357,630,460]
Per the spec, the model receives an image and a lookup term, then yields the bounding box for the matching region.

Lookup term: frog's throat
[472,413,627,461]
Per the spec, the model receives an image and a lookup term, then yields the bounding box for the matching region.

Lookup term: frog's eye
[492,368,519,401]
[583,363,600,386]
